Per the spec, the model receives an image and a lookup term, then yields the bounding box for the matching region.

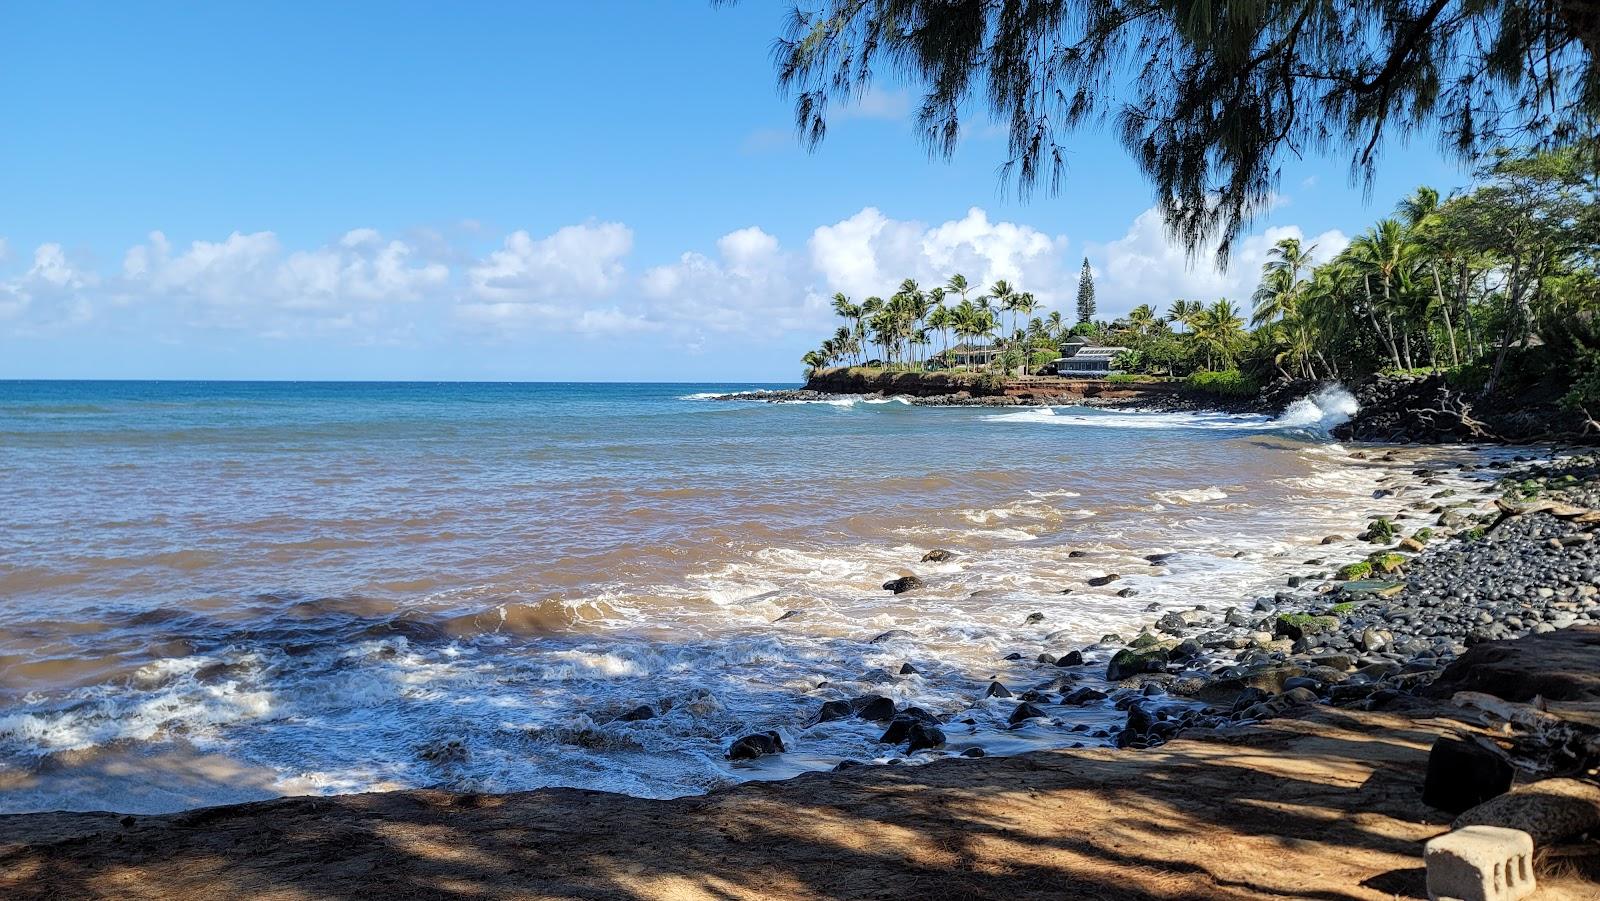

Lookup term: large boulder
[1424,625,1600,703]
[1453,778,1600,845]
[814,700,853,724]
[1422,736,1514,814]
[851,694,897,721]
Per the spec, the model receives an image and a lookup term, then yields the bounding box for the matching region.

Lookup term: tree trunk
[1432,264,1460,366]
[1485,261,1524,396]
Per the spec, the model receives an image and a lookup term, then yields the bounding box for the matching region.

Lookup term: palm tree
[1166,299,1203,332]
[1047,310,1065,339]
[1251,237,1316,326]
[1191,299,1245,370]
[830,293,862,363]
[946,273,970,303]
[1346,219,1417,369]
[1126,303,1158,335]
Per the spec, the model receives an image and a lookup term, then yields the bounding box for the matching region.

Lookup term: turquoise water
[0,380,1390,813]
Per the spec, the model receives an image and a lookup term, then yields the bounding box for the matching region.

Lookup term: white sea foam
[676,392,726,401]
[985,384,1361,435]
[1273,385,1359,432]
[1152,486,1230,505]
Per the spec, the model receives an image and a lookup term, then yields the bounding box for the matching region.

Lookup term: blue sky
[0,2,1470,381]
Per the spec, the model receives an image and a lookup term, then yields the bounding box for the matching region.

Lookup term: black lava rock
[726,731,785,760]
[881,575,924,594]
[1421,736,1513,814]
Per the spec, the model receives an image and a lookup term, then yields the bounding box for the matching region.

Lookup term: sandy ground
[3,696,1596,901]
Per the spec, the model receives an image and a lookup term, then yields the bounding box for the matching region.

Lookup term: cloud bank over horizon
[0,204,1348,375]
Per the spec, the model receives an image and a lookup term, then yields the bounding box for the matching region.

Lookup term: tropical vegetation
[804,142,1600,415]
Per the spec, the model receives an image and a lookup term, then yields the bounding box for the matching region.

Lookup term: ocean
[0,379,1455,814]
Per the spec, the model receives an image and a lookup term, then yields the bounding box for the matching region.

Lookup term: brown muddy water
[0,380,1504,813]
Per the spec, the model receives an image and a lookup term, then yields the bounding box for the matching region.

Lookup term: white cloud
[1089,207,1347,318]
[0,243,96,325]
[809,207,1069,307]
[467,222,632,302]
[120,228,449,311]
[0,205,1348,348]
[640,226,823,335]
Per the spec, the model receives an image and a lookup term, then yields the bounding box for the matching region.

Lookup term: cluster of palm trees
[1107,298,1247,373]
[803,145,1598,397]
[803,274,1067,375]
[1244,146,1593,396]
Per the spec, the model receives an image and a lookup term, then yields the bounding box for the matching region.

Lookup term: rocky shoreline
[710,447,1600,768]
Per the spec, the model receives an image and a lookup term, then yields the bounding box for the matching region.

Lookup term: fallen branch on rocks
[1450,691,1600,784]
[1486,498,1600,534]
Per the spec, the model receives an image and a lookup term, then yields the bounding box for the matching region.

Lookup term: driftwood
[1451,691,1600,783]
[1485,498,1600,534]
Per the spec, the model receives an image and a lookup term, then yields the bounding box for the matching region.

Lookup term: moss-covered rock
[1274,614,1339,641]
[1368,551,1406,574]
[1362,517,1397,543]
[1335,561,1373,580]
[1129,630,1161,649]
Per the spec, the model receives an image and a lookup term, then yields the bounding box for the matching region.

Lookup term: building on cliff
[1049,337,1126,376]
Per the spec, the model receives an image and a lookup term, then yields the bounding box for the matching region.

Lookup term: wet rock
[1171,638,1203,662]
[774,610,801,622]
[1055,650,1085,667]
[1068,550,1090,558]
[985,681,1013,699]
[851,695,897,721]
[1024,612,1044,625]
[869,629,913,644]
[1274,614,1338,641]
[726,731,785,760]
[899,663,920,675]
[881,576,924,594]
[1062,686,1108,705]
[1087,574,1121,587]
[1007,702,1049,726]
[1155,611,1188,635]
[905,722,946,752]
[1145,552,1177,564]
[1002,652,1023,661]
[1036,653,1058,665]
[1117,587,1140,598]
[920,549,956,563]
[615,705,655,722]
[1106,647,1169,681]
[959,747,986,758]
[815,700,853,723]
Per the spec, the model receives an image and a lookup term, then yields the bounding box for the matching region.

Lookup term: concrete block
[1424,825,1535,901]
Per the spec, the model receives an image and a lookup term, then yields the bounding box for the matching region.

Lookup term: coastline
[6,438,1600,897]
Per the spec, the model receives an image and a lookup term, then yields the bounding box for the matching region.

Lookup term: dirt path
[6,698,1594,900]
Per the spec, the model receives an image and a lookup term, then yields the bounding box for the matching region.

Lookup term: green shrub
[1182,369,1261,397]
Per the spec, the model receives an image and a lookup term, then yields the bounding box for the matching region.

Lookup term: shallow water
[0,380,1478,813]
